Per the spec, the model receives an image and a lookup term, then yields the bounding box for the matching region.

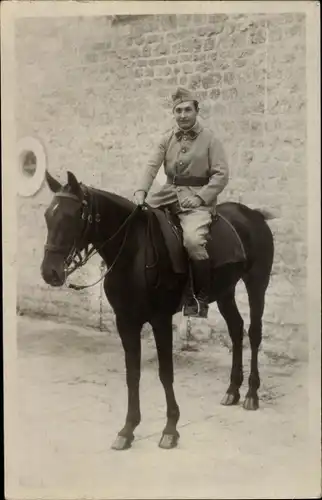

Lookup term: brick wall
[15,13,307,329]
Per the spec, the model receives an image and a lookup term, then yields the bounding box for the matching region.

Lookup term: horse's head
[41,170,86,287]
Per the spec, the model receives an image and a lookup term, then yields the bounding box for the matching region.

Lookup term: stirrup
[182,296,209,318]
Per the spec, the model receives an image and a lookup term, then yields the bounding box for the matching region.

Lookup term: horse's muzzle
[41,255,66,287]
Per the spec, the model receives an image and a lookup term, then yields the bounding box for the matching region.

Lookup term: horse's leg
[111,315,143,450]
[217,289,244,406]
[243,277,268,411]
[150,314,180,449]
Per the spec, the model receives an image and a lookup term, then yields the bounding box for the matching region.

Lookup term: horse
[41,170,274,450]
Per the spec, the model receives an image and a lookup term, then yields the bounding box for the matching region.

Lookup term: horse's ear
[45,170,62,193]
[67,171,81,196]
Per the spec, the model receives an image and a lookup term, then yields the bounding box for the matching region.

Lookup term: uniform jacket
[136,120,229,210]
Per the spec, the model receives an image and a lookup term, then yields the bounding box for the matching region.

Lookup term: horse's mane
[83,184,136,213]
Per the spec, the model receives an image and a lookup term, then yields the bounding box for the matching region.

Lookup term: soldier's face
[174,101,198,130]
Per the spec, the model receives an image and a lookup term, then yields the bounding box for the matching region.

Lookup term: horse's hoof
[111,434,134,450]
[159,432,179,449]
[243,396,259,411]
[221,392,240,406]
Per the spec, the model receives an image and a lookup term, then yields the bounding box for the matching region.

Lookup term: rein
[46,187,141,291]
[68,207,139,291]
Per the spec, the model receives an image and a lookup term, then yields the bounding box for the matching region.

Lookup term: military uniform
[135,88,229,317]
[139,120,229,259]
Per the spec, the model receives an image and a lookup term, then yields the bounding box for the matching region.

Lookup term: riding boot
[183,258,211,318]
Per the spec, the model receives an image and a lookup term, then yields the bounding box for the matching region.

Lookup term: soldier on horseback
[134,87,229,318]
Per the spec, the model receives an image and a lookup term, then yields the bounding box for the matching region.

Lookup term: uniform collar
[175,120,202,140]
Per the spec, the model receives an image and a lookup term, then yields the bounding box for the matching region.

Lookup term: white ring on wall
[17,136,47,197]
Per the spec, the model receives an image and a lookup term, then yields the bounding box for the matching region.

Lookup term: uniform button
[179,161,184,166]
[181,148,186,153]
[183,136,187,141]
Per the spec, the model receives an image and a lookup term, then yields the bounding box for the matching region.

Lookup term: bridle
[44,186,140,290]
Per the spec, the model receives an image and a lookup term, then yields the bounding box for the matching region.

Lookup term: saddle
[149,206,247,274]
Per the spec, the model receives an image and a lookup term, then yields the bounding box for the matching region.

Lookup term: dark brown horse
[41,170,274,450]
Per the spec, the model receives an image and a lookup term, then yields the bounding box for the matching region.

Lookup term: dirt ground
[8,315,319,499]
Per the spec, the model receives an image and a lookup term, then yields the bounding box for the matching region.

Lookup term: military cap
[172,87,198,109]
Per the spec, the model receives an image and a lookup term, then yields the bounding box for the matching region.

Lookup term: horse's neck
[88,189,139,264]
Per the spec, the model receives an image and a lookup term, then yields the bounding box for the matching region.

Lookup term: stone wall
[15,13,307,329]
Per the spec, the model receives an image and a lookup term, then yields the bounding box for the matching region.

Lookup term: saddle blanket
[152,208,247,274]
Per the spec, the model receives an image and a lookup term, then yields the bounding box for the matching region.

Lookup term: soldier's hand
[180,195,203,209]
[134,190,146,206]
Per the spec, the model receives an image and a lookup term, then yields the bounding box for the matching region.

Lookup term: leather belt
[166,175,209,187]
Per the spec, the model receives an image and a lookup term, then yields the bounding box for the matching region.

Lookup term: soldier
[134,87,229,318]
